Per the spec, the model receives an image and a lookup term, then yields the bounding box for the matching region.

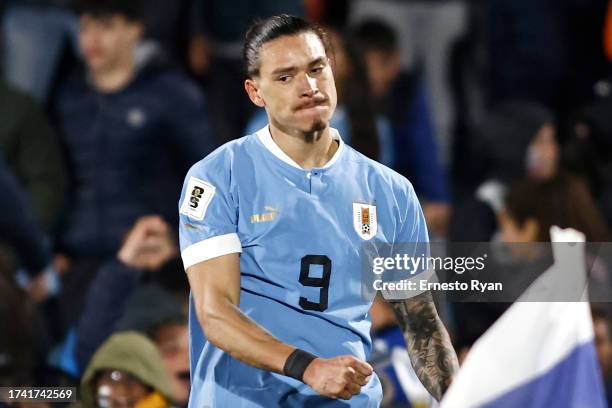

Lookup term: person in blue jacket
[52,0,217,259]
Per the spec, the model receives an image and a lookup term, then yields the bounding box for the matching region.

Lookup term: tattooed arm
[389,291,459,401]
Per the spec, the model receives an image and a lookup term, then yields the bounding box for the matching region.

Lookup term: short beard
[302,119,327,142]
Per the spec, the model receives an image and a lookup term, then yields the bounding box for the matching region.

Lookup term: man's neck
[91,57,136,93]
[268,123,338,169]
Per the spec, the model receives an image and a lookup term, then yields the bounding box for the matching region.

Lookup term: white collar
[256,125,344,170]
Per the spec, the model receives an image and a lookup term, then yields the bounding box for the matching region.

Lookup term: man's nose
[298,73,318,97]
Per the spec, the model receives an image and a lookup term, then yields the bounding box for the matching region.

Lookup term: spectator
[53,0,216,259]
[0,80,66,234]
[77,332,172,408]
[146,316,190,408]
[1,0,79,102]
[450,100,560,242]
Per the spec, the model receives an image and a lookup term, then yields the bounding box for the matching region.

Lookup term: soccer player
[179,15,458,407]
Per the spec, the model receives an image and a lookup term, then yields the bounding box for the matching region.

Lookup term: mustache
[293,95,328,111]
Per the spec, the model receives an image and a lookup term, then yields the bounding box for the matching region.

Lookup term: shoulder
[180,136,257,218]
[342,144,417,200]
[145,69,203,102]
[185,135,256,181]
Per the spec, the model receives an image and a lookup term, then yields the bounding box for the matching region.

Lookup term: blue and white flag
[441,227,607,408]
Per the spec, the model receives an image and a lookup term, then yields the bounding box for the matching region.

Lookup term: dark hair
[505,172,611,242]
[243,14,331,78]
[148,314,188,342]
[350,19,398,54]
[74,0,143,22]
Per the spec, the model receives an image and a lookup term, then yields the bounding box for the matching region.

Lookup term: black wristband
[283,349,317,382]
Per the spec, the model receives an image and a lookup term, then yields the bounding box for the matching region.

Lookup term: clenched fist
[303,355,373,400]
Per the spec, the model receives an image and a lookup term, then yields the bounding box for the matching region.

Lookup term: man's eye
[278,76,292,82]
[311,66,324,74]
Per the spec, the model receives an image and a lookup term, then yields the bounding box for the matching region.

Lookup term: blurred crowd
[1,0,612,407]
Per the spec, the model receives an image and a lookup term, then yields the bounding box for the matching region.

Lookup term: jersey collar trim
[255,126,344,170]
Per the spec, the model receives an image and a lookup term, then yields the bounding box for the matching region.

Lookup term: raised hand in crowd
[117,216,178,272]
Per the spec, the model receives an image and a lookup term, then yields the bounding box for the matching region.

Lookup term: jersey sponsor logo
[250,206,279,223]
[180,177,215,220]
[353,203,378,240]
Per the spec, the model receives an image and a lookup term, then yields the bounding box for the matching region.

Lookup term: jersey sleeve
[396,181,429,245]
[396,181,431,277]
[178,150,241,270]
[380,180,431,301]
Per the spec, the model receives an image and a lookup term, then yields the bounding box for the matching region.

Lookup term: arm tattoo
[389,292,459,401]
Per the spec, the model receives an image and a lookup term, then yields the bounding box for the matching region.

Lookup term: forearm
[196,297,296,374]
[389,292,459,401]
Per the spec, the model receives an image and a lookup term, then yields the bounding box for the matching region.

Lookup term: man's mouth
[295,98,327,111]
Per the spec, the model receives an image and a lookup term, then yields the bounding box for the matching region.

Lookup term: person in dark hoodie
[53,0,217,262]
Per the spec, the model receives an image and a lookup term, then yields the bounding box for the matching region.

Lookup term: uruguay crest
[353,203,378,240]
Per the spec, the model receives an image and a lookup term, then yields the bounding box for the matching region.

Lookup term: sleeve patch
[180,177,215,221]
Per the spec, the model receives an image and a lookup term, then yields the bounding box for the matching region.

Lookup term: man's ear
[245,79,265,107]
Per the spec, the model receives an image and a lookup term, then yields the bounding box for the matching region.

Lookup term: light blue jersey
[178,127,428,407]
